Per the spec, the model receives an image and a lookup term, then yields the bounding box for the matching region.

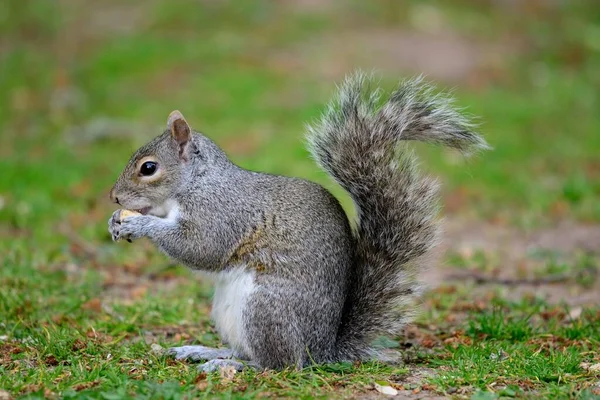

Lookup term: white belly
[209,268,255,358]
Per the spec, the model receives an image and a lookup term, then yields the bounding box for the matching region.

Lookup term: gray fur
[198,358,251,373]
[167,345,234,362]
[306,72,488,361]
[108,72,487,370]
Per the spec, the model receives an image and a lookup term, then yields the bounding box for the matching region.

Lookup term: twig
[59,223,99,259]
[445,272,571,286]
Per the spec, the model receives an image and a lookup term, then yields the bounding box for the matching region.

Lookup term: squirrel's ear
[167,110,192,160]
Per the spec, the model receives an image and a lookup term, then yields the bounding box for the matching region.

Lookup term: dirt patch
[269,28,515,85]
[279,0,337,14]
[425,218,600,306]
[442,218,600,258]
[57,0,154,40]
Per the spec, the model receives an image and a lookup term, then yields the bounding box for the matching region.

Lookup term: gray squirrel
[108,72,488,372]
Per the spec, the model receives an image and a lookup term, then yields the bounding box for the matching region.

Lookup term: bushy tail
[307,72,489,361]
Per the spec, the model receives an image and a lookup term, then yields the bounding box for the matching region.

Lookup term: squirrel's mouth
[135,207,151,215]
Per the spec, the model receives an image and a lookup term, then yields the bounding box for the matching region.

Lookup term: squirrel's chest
[210,269,256,357]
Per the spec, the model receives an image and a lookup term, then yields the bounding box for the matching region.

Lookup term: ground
[1,0,599,399]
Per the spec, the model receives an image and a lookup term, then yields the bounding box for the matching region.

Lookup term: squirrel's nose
[109,188,120,204]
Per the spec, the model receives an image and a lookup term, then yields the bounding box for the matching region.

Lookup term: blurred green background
[1,0,599,246]
[1,1,599,397]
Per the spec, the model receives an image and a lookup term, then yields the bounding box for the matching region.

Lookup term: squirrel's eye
[140,161,157,176]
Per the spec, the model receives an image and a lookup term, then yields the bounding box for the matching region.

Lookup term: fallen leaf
[44,355,59,366]
[150,343,164,356]
[19,385,41,396]
[580,363,600,373]
[53,370,72,384]
[71,339,86,352]
[569,307,583,320]
[0,389,12,400]
[420,336,437,348]
[195,372,208,390]
[549,200,569,218]
[131,286,148,299]
[82,298,102,313]
[374,382,398,396]
[72,380,101,391]
[220,365,237,382]
[174,333,191,342]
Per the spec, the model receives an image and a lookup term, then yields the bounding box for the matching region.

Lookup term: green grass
[1,0,600,398]
[1,254,401,398]
[3,252,597,398]
[428,303,600,399]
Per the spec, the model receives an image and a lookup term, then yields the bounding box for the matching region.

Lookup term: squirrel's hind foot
[167,345,233,362]
[197,358,252,373]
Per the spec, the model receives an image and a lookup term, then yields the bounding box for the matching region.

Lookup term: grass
[1,0,600,398]
[419,288,600,398]
[4,253,596,398]
[428,302,599,398]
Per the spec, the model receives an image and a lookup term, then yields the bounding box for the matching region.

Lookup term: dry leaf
[44,355,59,366]
[581,363,600,373]
[220,365,237,382]
[150,343,164,356]
[131,286,148,299]
[72,380,101,392]
[374,382,398,396]
[195,372,208,390]
[0,389,12,400]
[82,298,102,313]
[569,307,583,320]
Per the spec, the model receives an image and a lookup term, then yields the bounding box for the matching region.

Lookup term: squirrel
[108,72,488,372]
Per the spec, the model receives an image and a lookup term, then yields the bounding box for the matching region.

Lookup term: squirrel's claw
[108,210,150,242]
[197,359,247,373]
[108,210,122,242]
[167,345,234,362]
[108,209,139,242]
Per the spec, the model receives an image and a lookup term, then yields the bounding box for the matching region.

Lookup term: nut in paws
[108,209,145,242]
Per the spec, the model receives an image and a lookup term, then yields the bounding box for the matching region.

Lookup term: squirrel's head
[109,110,230,216]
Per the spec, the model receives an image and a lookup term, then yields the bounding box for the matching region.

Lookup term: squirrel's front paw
[108,210,123,241]
[108,210,147,242]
